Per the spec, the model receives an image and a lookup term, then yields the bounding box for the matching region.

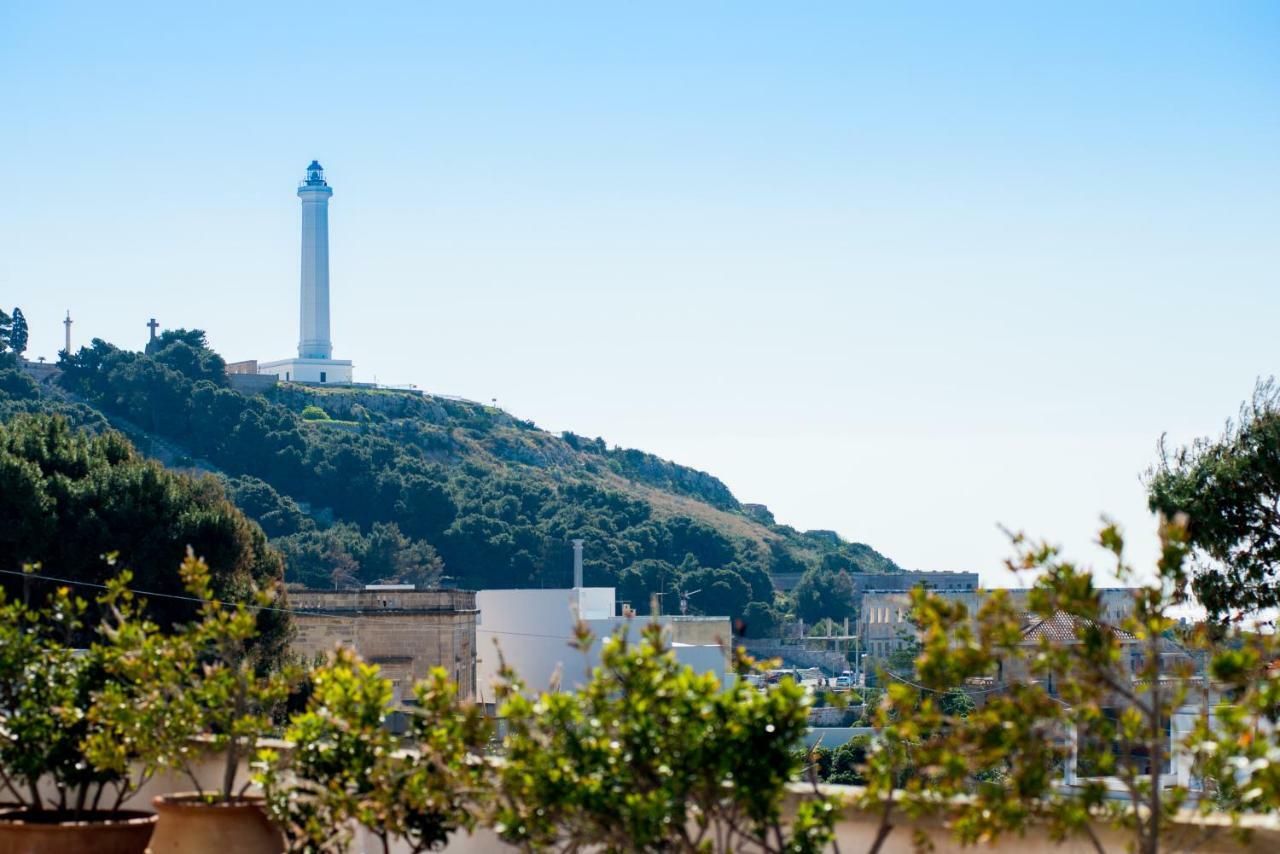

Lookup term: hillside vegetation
[0,329,901,628]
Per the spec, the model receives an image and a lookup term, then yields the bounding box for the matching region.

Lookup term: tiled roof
[1020,611,1135,644]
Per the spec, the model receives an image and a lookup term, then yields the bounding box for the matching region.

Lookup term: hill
[0,330,901,628]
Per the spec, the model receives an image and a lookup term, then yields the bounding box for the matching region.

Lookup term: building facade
[289,587,477,704]
[849,570,979,597]
[857,587,1142,664]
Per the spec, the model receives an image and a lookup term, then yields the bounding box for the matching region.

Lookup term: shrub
[492,622,838,853]
[859,518,1280,853]
[0,569,157,815]
[259,647,492,853]
[89,551,301,803]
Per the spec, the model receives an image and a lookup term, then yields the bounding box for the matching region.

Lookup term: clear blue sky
[3,2,1277,584]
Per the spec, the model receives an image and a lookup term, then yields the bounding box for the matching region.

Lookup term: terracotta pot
[0,808,156,854]
[146,794,283,854]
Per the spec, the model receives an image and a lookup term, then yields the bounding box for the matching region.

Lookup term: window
[320,371,327,382]
[285,372,290,381]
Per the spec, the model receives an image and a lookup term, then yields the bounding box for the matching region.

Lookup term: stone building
[857,587,1143,663]
[849,570,979,596]
[289,586,477,704]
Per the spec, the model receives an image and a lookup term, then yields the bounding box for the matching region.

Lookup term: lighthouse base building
[257,356,353,385]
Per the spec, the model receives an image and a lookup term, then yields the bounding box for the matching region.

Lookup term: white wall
[258,357,353,384]
[476,588,728,703]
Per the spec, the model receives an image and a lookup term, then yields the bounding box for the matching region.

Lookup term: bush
[827,736,870,785]
[0,368,38,401]
[492,622,838,852]
[0,570,158,815]
[259,647,491,853]
[88,552,302,804]
[300,404,330,421]
[738,600,781,637]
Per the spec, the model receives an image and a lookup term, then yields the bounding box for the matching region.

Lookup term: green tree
[863,518,1280,854]
[1148,379,1280,619]
[152,339,227,385]
[0,413,289,661]
[791,566,855,624]
[679,566,751,620]
[273,525,365,589]
[8,308,27,357]
[150,328,212,351]
[739,600,782,638]
[223,475,312,538]
[0,308,10,354]
[616,558,677,615]
[360,521,443,587]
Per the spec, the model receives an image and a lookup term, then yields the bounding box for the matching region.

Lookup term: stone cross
[147,318,159,341]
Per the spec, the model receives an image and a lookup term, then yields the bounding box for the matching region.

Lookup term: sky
[2,2,1278,586]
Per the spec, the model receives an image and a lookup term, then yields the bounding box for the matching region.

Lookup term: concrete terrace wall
[73,746,1280,854]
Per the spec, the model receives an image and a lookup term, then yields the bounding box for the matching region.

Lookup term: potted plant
[0,574,159,854]
[258,646,492,854]
[92,551,300,854]
[491,621,839,853]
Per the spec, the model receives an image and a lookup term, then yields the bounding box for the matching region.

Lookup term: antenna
[678,588,701,616]
[571,539,584,589]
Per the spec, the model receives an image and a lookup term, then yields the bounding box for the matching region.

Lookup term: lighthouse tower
[298,161,333,359]
[258,161,354,384]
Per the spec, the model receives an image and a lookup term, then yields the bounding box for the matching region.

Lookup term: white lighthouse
[258,161,354,385]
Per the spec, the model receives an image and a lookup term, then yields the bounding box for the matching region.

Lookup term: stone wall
[290,589,478,702]
[667,615,732,645]
[740,639,851,674]
[228,372,279,394]
[19,360,60,385]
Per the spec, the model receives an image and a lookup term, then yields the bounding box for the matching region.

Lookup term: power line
[0,568,577,640]
[878,666,1009,696]
[0,567,294,616]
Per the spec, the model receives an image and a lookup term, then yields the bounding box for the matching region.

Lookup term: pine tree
[9,308,28,357]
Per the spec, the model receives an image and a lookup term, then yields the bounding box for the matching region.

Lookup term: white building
[258,161,354,385]
[474,586,731,707]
